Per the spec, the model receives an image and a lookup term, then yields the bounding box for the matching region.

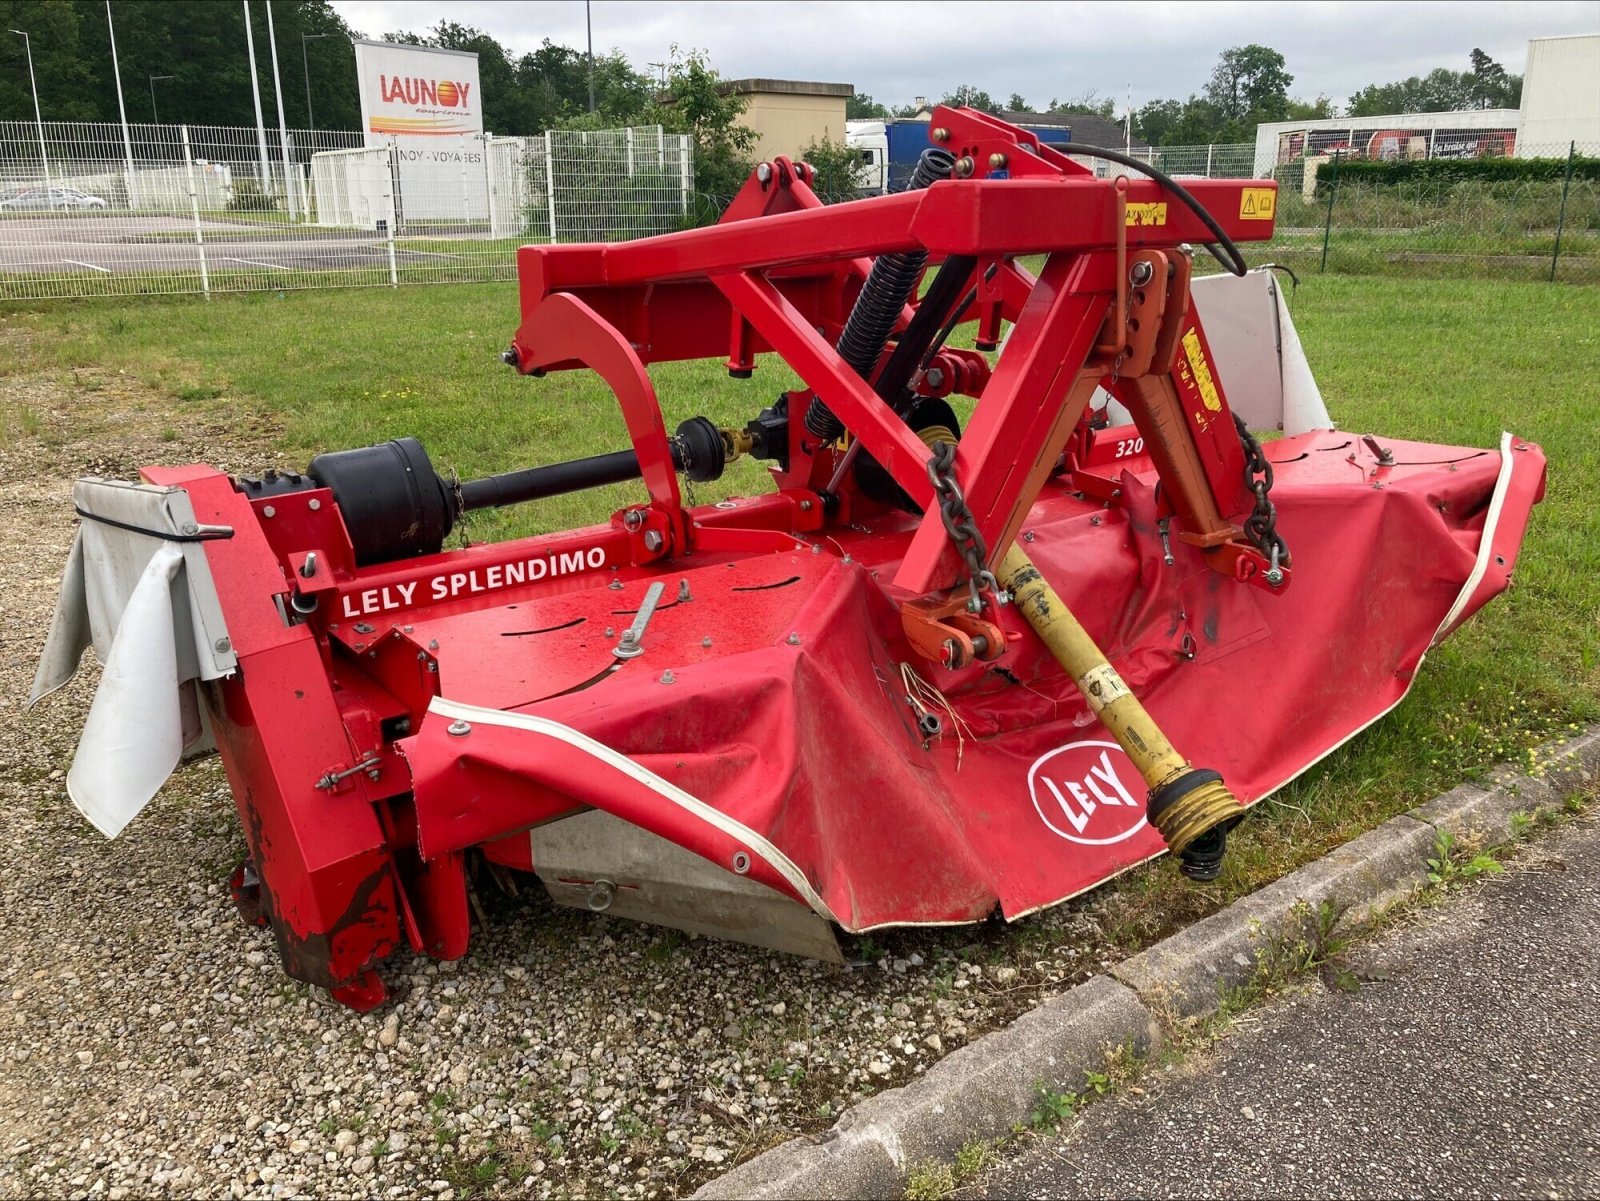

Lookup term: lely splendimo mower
[33,109,1543,1009]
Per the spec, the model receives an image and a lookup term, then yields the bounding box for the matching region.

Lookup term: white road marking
[394,248,468,259]
[225,256,293,272]
[61,258,111,273]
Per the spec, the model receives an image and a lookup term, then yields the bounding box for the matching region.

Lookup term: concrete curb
[692,728,1600,1200]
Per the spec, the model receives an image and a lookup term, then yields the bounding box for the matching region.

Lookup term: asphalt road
[974,816,1600,1200]
[0,213,485,277]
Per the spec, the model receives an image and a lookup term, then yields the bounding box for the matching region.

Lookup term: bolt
[924,366,946,389]
[954,156,975,178]
[604,626,616,638]
[181,521,199,535]
[786,633,801,646]
[1090,515,1102,526]
[624,508,645,531]
[677,578,692,602]
[1264,568,1285,587]
[262,505,276,519]
[1130,260,1154,286]
[366,768,381,781]
[756,162,772,183]
[1022,530,1035,542]
[841,554,853,564]
[308,498,322,511]
[299,552,318,579]
[660,669,676,684]
[428,639,439,650]
[701,636,713,648]
[987,152,1008,170]
[799,499,813,511]
[643,530,664,552]
[213,637,231,654]
[931,127,950,142]
[447,720,471,737]
[500,347,520,367]
[353,622,375,634]
[810,544,821,554]
[402,625,413,633]
[608,578,624,590]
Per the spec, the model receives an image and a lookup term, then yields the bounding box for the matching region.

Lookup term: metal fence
[1245,140,1600,284]
[0,119,693,301]
[1067,139,1599,285]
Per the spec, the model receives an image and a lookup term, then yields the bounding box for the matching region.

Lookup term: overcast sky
[328,1,1599,111]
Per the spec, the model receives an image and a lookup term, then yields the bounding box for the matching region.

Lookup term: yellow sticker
[1239,187,1275,220]
[1126,201,1167,227]
[1182,329,1222,412]
[1077,664,1131,713]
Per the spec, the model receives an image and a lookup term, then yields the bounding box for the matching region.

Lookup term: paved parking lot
[0,212,494,284]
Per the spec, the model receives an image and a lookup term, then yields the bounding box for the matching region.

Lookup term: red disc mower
[33,109,1545,1010]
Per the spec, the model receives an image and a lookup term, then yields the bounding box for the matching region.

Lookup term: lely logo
[1028,740,1147,845]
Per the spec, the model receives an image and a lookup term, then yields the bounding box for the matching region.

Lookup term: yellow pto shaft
[997,545,1244,879]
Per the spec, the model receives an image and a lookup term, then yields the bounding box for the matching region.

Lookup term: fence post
[1550,140,1576,284]
[483,133,498,238]
[384,142,399,288]
[1206,143,1213,177]
[544,132,559,243]
[1319,149,1342,273]
[180,125,210,300]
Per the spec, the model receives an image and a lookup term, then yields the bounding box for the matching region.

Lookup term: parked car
[0,186,110,212]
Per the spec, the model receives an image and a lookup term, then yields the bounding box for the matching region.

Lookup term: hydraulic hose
[997,544,1245,879]
[804,148,955,442]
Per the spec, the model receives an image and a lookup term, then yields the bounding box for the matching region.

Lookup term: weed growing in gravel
[1426,830,1505,890]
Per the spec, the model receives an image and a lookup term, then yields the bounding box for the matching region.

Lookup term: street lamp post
[8,29,51,207]
[301,32,328,131]
[149,73,174,123]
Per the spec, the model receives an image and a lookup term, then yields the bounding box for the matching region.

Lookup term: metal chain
[926,440,1002,613]
[1233,414,1289,583]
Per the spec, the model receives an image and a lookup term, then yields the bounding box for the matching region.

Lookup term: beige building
[719,79,854,160]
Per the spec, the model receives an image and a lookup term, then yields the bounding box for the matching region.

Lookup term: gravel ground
[0,342,1139,1199]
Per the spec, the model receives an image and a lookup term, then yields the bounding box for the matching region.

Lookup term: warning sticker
[1181,329,1222,412]
[1239,187,1275,220]
[1076,664,1132,713]
[1126,202,1167,227]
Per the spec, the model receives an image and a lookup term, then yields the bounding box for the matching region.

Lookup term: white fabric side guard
[1093,267,1332,435]
[29,479,238,838]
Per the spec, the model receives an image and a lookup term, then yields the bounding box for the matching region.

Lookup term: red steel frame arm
[894,252,1112,595]
[713,270,938,512]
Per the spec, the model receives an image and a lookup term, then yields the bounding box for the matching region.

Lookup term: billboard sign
[353,40,482,138]
[351,40,487,223]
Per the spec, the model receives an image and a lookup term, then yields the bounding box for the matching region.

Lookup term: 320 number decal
[1114,437,1145,459]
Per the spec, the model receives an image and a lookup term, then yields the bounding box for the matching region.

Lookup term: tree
[648,47,754,197]
[1348,51,1520,117]
[1469,47,1520,108]
[798,134,864,196]
[941,84,996,113]
[1285,95,1336,121]
[1007,92,1027,112]
[1049,90,1116,119]
[1133,97,1183,145]
[1205,44,1293,123]
[846,91,887,119]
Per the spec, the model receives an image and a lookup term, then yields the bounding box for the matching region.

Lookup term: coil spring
[804,149,956,442]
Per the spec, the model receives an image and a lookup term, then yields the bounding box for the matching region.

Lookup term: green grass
[3,274,1597,919]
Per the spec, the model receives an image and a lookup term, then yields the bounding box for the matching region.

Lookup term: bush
[1325,153,1599,189]
[227,178,279,212]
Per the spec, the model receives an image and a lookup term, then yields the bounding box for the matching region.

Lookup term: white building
[1519,33,1600,149]
[1252,33,1600,176]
